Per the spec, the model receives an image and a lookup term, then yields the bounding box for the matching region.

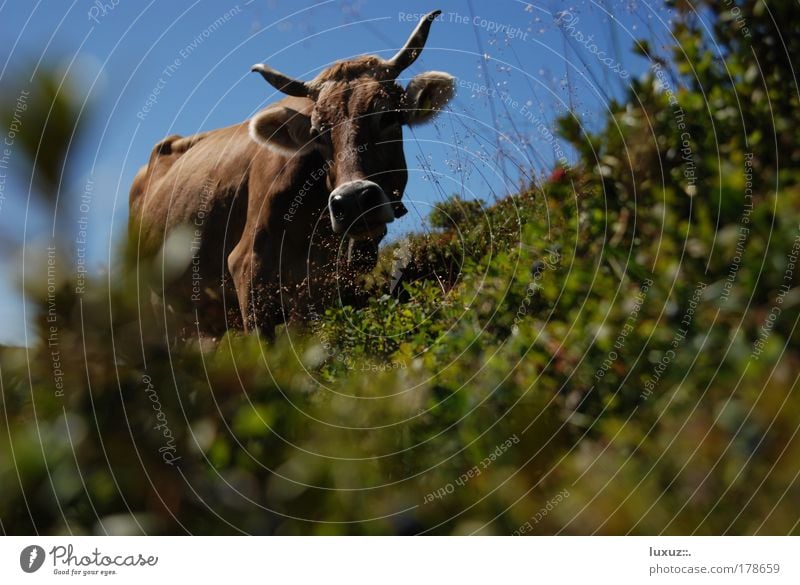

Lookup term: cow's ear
[403,71,455,126]
[249,107,314,155]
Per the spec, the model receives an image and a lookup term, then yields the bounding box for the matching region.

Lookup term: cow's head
[248,10,454,263]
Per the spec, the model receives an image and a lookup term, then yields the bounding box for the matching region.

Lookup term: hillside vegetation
[2,0,799,534]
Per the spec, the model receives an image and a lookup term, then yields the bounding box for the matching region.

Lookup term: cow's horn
[251,64,311,98]
[385,10,441,75]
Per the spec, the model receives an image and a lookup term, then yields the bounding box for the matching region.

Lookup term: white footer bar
[1,536,796,583]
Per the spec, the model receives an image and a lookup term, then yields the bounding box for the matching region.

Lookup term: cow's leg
[228,239,256,332]
[228,237,278,337]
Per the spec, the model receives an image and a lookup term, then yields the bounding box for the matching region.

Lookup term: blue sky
[0,0,674,344]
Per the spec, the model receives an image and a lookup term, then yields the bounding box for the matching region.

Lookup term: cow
[129,10,454,337]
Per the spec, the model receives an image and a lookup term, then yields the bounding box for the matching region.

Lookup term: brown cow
[129,10,454,337]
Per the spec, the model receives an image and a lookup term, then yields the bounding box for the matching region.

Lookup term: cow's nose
[328,179,394,235]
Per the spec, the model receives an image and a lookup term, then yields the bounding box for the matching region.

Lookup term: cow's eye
[312,123,332,145]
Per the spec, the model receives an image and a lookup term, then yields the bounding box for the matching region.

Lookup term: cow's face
[248,10,454,259]
[265,69,454,239]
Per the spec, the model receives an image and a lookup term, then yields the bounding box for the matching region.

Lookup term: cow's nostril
[330,195,347,220]
[359,186,385,210]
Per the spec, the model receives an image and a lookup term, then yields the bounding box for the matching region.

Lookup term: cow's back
[129,123,257,257]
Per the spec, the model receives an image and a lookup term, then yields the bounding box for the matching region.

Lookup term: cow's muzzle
[329,180,395,238]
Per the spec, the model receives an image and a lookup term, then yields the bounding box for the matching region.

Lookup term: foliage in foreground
[2,0,799,534]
